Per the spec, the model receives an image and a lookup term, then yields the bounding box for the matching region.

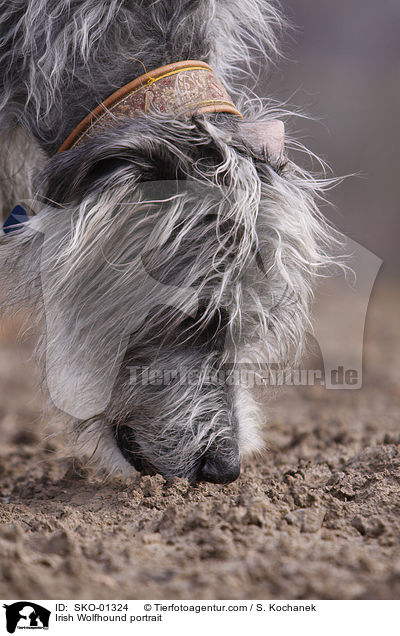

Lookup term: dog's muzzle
[114,423,240,484]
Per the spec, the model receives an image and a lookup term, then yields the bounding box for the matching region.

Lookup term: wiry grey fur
[0,0,337,483]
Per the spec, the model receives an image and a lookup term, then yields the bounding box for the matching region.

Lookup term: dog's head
[0,112,332,482]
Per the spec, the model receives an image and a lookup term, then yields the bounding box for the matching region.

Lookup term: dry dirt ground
[0,278,399,600]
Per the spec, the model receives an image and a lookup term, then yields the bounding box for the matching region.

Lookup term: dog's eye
[83,158,134,187]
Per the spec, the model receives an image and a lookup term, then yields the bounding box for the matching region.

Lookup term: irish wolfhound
[0,1,336,483]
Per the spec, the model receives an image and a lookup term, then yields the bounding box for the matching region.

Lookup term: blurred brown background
[266,0,400,276]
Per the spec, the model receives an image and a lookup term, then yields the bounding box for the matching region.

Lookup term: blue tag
[3,205,29,234]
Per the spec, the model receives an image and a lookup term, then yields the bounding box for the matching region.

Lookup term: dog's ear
[238,120,285,162]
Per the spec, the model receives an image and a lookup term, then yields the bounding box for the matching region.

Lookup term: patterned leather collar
[58,61,243,153]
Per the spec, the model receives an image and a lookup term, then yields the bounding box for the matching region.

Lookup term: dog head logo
[3,603,50,633]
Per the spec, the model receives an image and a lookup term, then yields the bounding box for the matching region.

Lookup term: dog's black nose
[199,453,240,484]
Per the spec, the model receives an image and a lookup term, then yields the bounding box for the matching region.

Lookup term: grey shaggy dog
[0,0,336,483]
